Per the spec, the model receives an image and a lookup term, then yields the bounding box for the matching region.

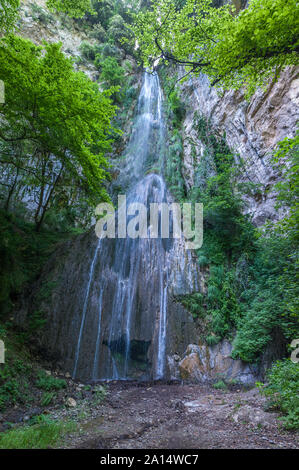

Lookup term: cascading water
[39,72,202,382]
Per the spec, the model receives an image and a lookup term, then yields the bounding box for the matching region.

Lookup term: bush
[0,354,32,410]
[35,372,66,391]
[41,392,56,407]
[30,4,55,24]
[89,23,107,42]
[79,41,101,61]
[99,56,125,88]
[92,384,107,404]
[213,380,227,390]
[258,359,299,430]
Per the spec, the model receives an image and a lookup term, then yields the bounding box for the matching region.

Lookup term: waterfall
[69,72,201,381]
[72,240,101,379]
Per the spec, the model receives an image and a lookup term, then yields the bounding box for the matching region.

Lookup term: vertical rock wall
[180,68,299,225]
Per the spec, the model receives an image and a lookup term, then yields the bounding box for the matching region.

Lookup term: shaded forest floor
[61,381,298,450]
[0,328,298,449]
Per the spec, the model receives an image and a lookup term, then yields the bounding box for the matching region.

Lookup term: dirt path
[62,382,298,449]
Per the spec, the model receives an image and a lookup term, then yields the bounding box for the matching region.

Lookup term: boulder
[175,341,259,385]
[65,397,77,408]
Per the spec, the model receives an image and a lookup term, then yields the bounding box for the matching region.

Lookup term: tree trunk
[35,164,64,232]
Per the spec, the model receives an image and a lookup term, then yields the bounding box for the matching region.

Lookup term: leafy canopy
[0,34,116,226]
[0,0,20,33]
[258,359,299,430]
[0,0,93,33]
[46,0,94,18]
[272,133,299,243]
[134,0,299,95]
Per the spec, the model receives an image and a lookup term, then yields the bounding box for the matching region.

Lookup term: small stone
[66,397,77,408]
[45,370,51,376]
[65,372,71,378]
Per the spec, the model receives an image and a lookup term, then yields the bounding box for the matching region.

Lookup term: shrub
[258,359,299,430]
[35,372,66,391]
[79,41,101,61]
[0,356,32,410]
[213,380,227,390]
[41,392,56,407]
[30,4,55,24]
[93,384,107,404]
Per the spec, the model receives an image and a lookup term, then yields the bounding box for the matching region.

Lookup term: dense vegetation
[0,0,298,437]
[0,1,139,322]
[0,36,116,230]
[162,69,298,365]
[155,0,298,429]
[0,0,93,31]
[134,0,299,96]
[163,70,298,426]
[258,360,299,430]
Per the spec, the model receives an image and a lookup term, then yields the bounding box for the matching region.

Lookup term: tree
[45,0,94,18]
[100,56,125,88]
[108,13,133,46]
[0,0,20,33]
[134,0,299,95]
[272,134,299,243]
[0,0,93,35]
[0,35,116,230]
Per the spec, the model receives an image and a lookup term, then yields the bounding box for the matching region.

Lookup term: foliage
[167,111,298,360]
[79,41,101,61]
[258,359,299,430]
[134,0,299,96]
[35,372,66,391]
[179,292,204,319]
[160,69,186,129]
[272,133,299,244]
[232,236,297,362]
[213,379,227,390]
[92,384,108,404]
[189,114,256,264]
[0,418,76,448]
[0,0,20,33]
[160,69,186,201]
[30,4,55,24]
[107,13,134,51]
[0,35,116,230]
[40,392,56,407]
[99,56,125,89]
[89,22,107,42]
[0,209,75,317]
[0,0,93,35]
[0,345,33,410]
[46,0,93,18]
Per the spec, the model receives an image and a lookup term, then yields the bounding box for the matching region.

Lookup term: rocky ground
[59,381,298,450]
[1,377,298,449]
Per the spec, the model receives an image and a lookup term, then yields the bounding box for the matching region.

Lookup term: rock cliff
[180,68,298,225]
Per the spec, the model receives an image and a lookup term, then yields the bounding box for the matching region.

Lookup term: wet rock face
[17,223,201,382]
[169,341,259,385]
[181,68,299,225]
[16,73,203,383]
